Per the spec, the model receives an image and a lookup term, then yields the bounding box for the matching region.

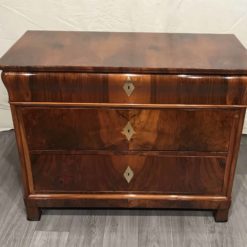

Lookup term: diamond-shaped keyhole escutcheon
[124,166,134,183]
[121,121,136,141]
[123,77,135,96]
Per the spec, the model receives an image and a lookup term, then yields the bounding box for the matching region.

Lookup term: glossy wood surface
[19,107,236,152]
[1,31,247,222]
[31,153,226,195]
[4,131,247,246]
[1,31,247,74]
[3,72,247,105]
[27,194,229,212]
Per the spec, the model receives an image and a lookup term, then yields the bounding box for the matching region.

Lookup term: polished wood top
[0,31,247,74]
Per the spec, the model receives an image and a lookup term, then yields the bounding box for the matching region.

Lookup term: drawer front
[20,107,235,152]
[31,154,226,195]
[4,72,247,105]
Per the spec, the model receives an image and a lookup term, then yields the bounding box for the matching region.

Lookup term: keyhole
[127,173,130,176]
[128,85,130,90]
[128,129,130,133]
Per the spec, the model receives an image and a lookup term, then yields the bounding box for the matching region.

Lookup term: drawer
[20,107,236,152]
[31,153,226,195]
[4,72,247,105]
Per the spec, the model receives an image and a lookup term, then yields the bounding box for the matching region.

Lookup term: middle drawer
[20,107,235,152]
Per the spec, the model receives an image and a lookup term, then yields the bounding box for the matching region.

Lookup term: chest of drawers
[1,31,247,222]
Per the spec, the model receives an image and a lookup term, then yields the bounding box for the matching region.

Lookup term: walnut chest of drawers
[1,31,247,222]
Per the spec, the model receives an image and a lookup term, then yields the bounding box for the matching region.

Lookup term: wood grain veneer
[31,153,226,195]
[2,72,247,105]
[1,31,247,74]
[19,107,235,152]
[1,31,247,222]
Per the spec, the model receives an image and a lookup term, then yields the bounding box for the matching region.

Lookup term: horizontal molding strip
[10,102,247,109]
[30,149,228,158]
[29,193,228,201]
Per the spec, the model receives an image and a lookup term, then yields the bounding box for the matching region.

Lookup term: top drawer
[3,72,247,105]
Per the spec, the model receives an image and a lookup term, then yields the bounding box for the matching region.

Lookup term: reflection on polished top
[0,31,247,74]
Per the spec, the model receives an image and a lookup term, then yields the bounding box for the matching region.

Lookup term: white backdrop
[1,0,247,131]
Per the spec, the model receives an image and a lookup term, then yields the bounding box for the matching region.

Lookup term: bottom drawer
[31,153,226,195]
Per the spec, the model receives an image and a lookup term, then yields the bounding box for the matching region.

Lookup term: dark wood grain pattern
[3,72,247,105]
[31,153,226,195]
[0,31,247,74]
[1,31,247,222]
[4,131,247,246]
[19,107,236,152]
